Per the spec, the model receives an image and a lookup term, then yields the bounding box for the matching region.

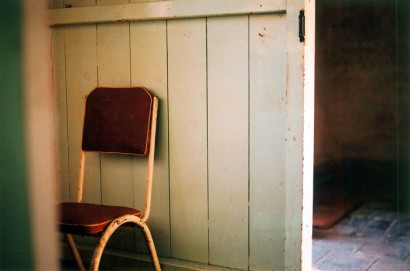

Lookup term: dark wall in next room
[314,0,410,211]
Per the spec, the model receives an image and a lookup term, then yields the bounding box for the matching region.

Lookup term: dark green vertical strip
[0,0,34,269]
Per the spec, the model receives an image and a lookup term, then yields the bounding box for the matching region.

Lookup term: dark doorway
[313,0,410,229]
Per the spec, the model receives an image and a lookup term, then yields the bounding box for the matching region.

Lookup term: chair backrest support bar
[142,96,158,222]
[77,150,86,203]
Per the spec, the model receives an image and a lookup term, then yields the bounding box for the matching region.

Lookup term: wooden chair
[59,87,161,271]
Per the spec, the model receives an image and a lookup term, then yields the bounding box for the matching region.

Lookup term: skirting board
[61,244,242,271]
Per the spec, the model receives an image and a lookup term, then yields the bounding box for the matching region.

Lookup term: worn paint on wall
[51,0,312,269]
[53,15,289,270]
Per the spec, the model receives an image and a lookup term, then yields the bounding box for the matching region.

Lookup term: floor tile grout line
[365,258,380,271]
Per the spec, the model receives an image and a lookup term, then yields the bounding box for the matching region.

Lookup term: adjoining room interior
[312,0,410,269]
[314,0,410,228]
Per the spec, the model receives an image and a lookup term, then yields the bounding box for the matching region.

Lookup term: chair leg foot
[140,225,161,271]
[65,234,86,271]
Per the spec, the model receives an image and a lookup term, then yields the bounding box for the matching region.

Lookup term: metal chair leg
[90,215,161,271]
[65,234,86,271]
[140,223,161,271]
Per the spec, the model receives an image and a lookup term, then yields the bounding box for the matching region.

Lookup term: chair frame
[63,88,160,271]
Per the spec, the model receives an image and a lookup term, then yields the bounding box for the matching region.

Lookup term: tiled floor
[312,202,410,271]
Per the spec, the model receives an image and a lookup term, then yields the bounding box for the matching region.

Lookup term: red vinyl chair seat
[59,202,141,235]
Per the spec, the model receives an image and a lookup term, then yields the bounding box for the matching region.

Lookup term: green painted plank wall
[49,1,314,269]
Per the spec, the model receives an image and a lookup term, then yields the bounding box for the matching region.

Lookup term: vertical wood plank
[50,0,64,8]
[95,0,134,252]
[249,14,287,271]
[129,19,170,256]
[64,0,96,7]
[65,24,100,203]
[51,26,69,202]
[168,18,209,263]
[284,1,306,270]
[207,15,249,270]
[130,0,160,2]
[96,19,133,207]
[97,0,128,5]
[302,1,316,270]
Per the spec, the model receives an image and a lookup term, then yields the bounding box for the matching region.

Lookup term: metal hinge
[299,10,305,42]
